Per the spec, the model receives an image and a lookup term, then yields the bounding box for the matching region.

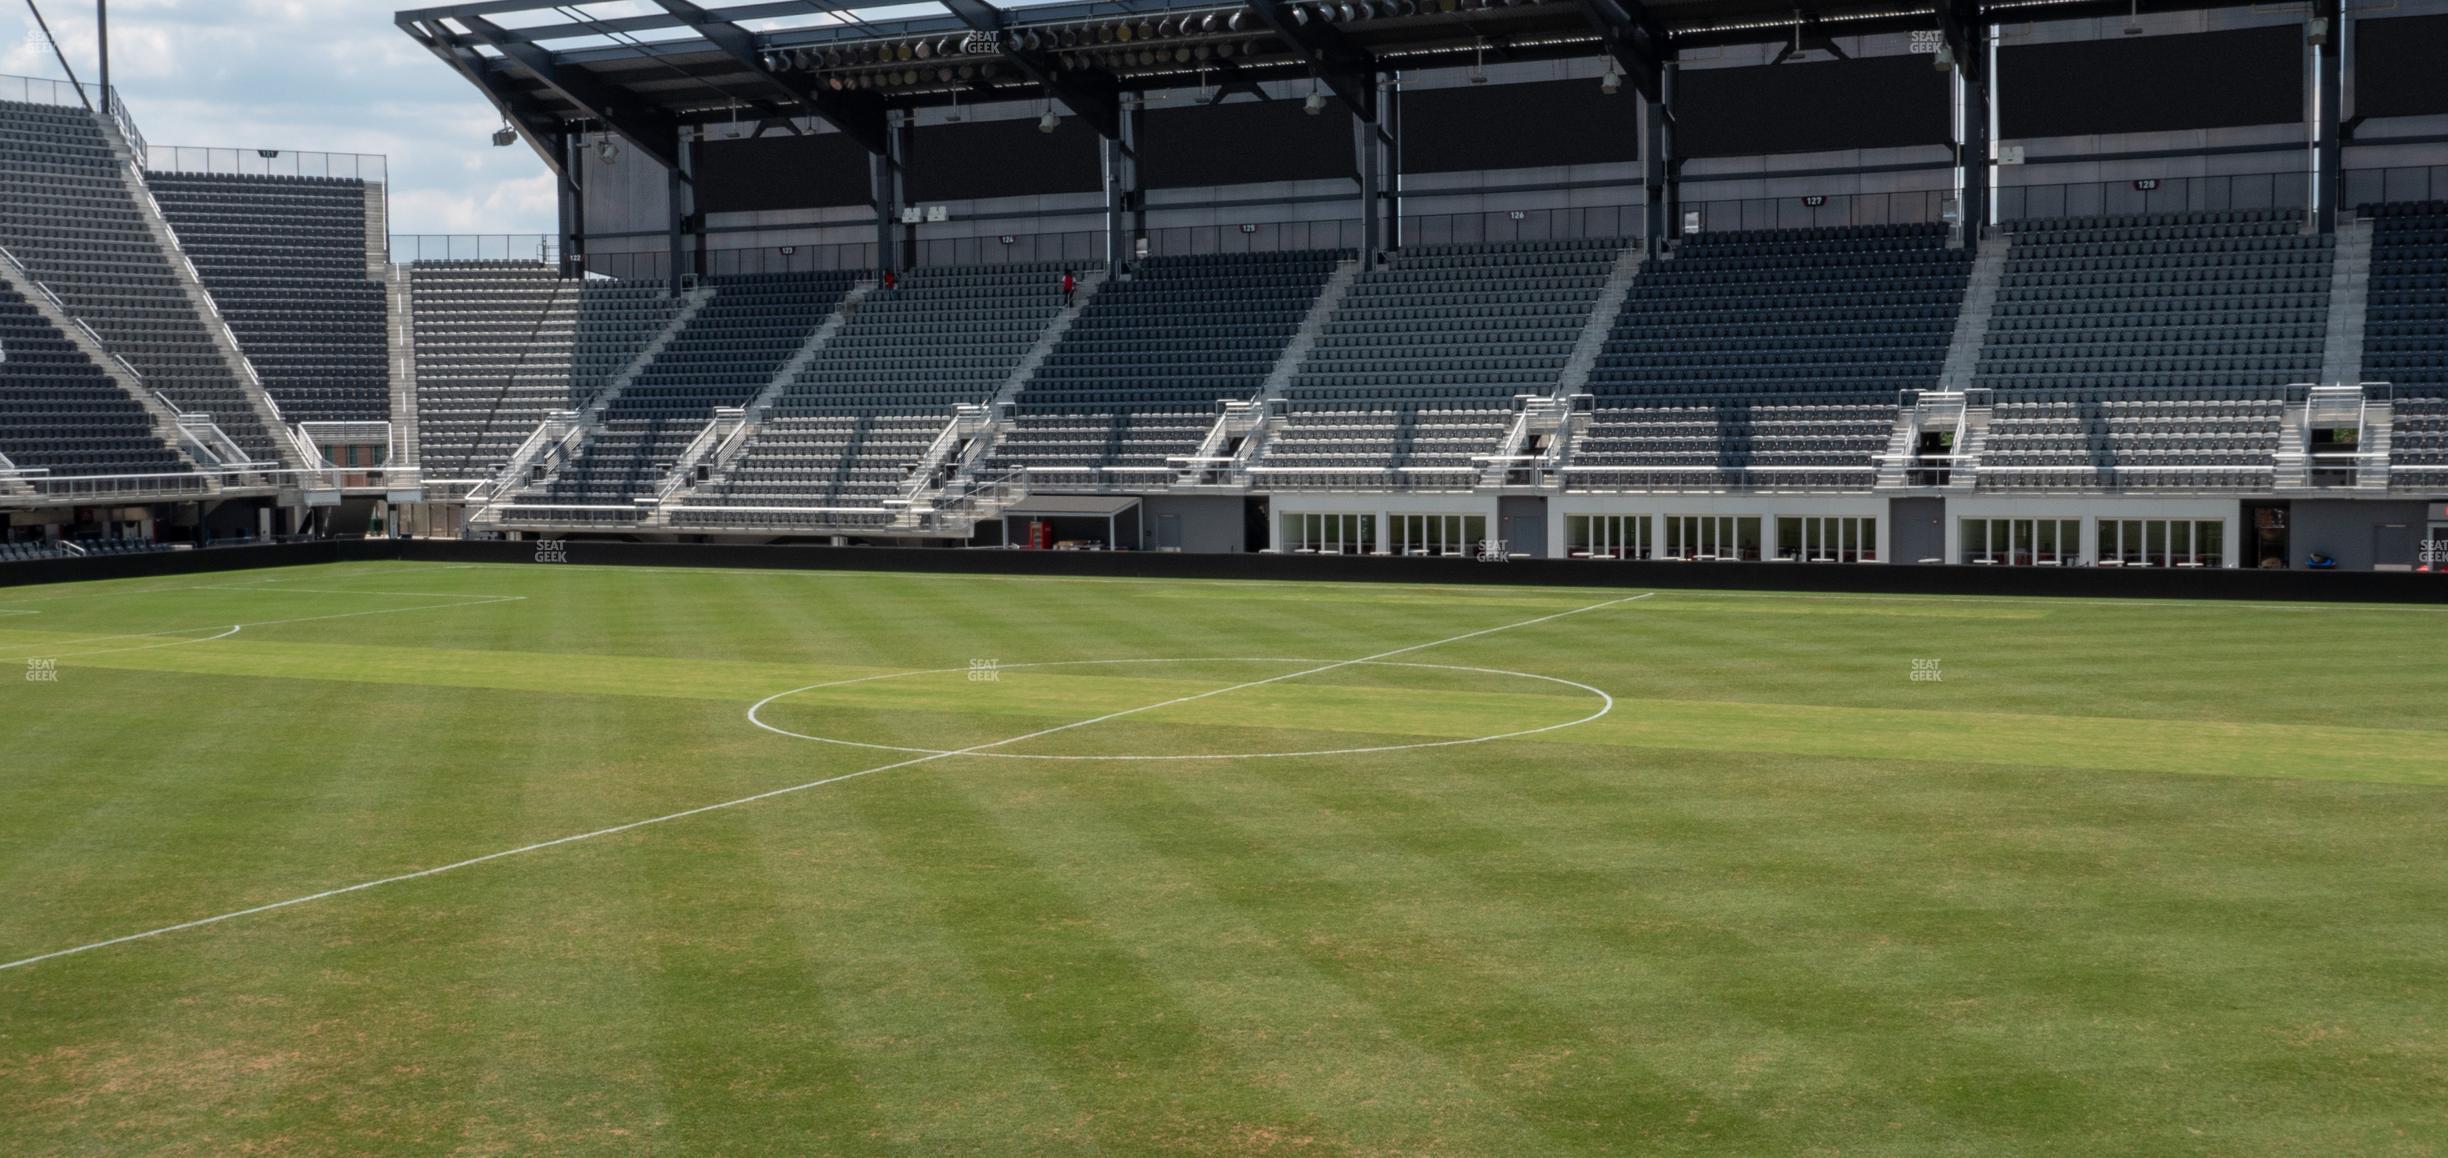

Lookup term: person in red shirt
[882,269,897,292]
[1061,268,1076,306]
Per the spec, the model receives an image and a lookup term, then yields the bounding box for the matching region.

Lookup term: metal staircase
[1171,259,1359,490]
[383,264,419,469]
[0,242,216,492]
[1876,390,1983,489]
[1177,399,1267,486]
[2320,216,2372,385]
[361,183,390,280]
[931,271,1104,493]
[99,114,312,476]
[1553,245,1642,397]
[1481,395,1575,486]
[1948,399,1992,491]
[645,279,876,518]
[1249,258,1358,406]
[483,283,719,515]
[577,284,717,426]
[2284,383,2392,490]
[1939,237,2008,389]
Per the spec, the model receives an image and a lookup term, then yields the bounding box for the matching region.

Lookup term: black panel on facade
[2356,14,2448,119]
[1675,55,1950,157]
[905,116,1103,202]
[1400,79,1638,173]
[2000,27,2303,138]
[696,132,871,213]
[1142,98,1355,188]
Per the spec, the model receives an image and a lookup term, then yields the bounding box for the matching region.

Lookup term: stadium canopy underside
[394,0,2299,176]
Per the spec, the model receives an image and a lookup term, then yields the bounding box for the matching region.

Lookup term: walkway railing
[393,234,560,265]
[144,145,387,183]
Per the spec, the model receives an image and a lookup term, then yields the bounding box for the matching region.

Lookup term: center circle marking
[746,657,1614,761]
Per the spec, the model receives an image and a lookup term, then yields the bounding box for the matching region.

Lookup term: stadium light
[1039,109,1060,133]
[1600,62,1621,94]
[1932,44,1954,73]
[1304,88,1327,115]
[492,123,518,147]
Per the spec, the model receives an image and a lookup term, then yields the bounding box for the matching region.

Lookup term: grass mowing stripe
[0,593,1647,975]
[0,592,525,663]
[1037,759,1783,1153]
[844,772,1359,1152]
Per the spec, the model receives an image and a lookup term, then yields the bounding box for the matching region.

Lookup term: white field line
[0,563,489,607]
[0,593,526,663]
[751,657,1616,761]
[0,593,1648,975]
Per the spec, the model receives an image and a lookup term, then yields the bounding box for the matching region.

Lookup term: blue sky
[3,1,558,235]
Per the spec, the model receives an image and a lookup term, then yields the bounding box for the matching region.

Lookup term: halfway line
[0,593,1648,974]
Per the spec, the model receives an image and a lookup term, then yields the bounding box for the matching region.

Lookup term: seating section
[0,538,169,562]
[1574,224,1966,491]
[0,279,193,485]
[677,264,1068,525]
[533,272,856,503]
[407,261,580,480]
[1974,210,2328,490]
[147,173,387,423]
[987,252,1343,484]
[574,281,686,401]
[1980,398,2284,490]
[2363,202,2448,479]
[1255,240,1621,488]
[0,99,284,461]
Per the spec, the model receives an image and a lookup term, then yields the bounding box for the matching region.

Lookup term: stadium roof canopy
[396,0,2289,172]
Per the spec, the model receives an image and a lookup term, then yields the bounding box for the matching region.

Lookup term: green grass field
[3,560,2445,1155]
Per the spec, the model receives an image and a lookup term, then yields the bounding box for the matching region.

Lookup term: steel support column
[1939,0,1992,248]
[872,145,897,275]
[2315,0,2342,233]
[1125,98,1147,261]
[97,0,109,115]
[666,148,689,296]
[1105,130,1129,272]
[1962,44,1991,249]
[558,131,588,278]
[1661,62,1681,241]
[1358,98,1382,267]
[1643,89,1667,256]
[1381,73,1403,253]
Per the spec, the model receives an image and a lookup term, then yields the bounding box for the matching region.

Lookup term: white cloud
[1,1,556,235]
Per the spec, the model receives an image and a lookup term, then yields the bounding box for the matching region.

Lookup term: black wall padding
[905,116,1103,201]
[1675,55,1951,157]
[1142,98,1356,187]
[696,132,871,214]
[1400,80,1639,173]
[2000,27,2303,138]
[11,540,2445,606]
[2355,14,2448,120]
